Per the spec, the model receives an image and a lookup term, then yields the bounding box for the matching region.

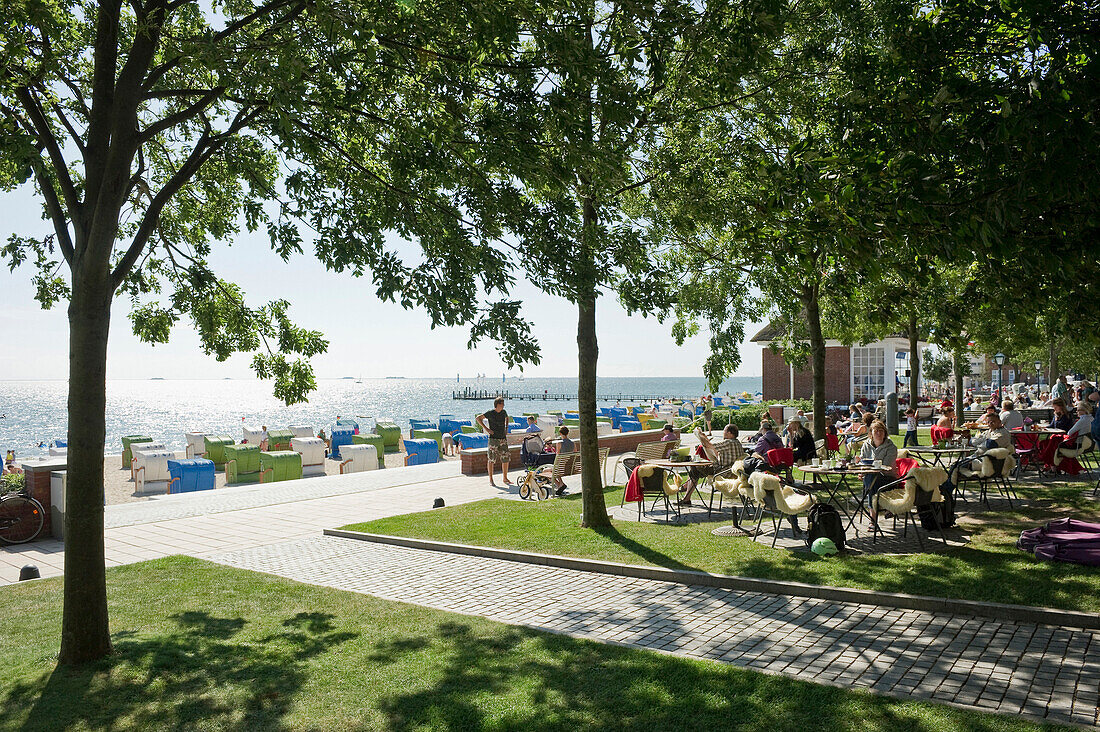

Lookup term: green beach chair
[412,428,444,455]
[460,424,479,434]
[260,450,303,483]
[374,422,402,453]
[121,435,153,470]
[352,433,387,468]
[224,444,261,484]
[203,436,235,467]
[266,428,294,452]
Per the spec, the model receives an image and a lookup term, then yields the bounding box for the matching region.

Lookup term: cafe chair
[751,470,814,548]
[873,465,949,549]
[951,447,1017,509]
[614,439,676,487]
[1054,434,1094,475]
[1012,432,1043,481]
[623,464,682,522]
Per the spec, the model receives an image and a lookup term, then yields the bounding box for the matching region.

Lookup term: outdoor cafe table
[906,445,971,469]
[643,459,714,523]
[797,464,892,533]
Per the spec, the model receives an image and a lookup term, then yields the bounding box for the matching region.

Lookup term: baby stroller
[518,433,554,500]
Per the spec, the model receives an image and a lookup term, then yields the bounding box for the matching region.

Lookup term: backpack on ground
[806,503,845,552]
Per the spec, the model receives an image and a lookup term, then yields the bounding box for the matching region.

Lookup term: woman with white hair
[1065,401,1094,446]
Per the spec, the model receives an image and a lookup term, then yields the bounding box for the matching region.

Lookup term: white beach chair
[133,449,174,494]
[185,432,207,458]
[339,443,378,474]
[292,437,327,477]
[290,424,314,438]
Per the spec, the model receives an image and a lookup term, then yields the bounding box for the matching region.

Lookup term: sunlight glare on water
[0,376,760,457]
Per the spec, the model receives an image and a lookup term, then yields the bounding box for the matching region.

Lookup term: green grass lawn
[0,557,1069,731]
[346,481,1100,614]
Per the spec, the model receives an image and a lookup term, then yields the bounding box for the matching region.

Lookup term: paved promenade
[211,536,1100,727]
[0,462,503,583]
[2,459,1098,726]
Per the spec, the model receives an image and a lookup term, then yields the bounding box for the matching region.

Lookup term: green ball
[811,537,839,556]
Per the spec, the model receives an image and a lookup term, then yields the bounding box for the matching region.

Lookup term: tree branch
[14,86,82,217]
[111,108,263,287]
[140,87,226,141]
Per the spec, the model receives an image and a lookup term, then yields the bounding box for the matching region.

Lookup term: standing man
[476,397,512,487]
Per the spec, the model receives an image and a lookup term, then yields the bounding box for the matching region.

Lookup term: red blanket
[1037,434,1083,474]
[624,467,645,503]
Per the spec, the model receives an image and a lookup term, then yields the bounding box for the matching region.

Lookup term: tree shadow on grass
[0,611,357,732]
[367,620,1025,731]
[591,525,704,573]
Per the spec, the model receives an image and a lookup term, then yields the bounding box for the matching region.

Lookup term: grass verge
[346,481,1100,613]
[0,557,1069,731]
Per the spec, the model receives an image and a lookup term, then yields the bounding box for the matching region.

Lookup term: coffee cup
[873,459,882,469]
[812,458,821,466]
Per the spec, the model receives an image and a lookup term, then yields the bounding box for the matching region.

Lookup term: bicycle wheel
[519,479,532,500]
[0,495,45,544]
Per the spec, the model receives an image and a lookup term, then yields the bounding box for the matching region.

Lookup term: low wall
[460,427,680,476]
[18,458,67,539]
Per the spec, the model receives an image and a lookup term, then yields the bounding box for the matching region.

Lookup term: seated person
[546,426,575,494]
[1050,398,1074,431]
[975,404,997,426]
[860,421,899,521]
[842,413,875,456]
[1091,393,1100,443]
[954,414,1012,477]
[1064,401,1094,447]
[936,407,955,430]
[524,415,542,433]
[824,416,838,437]
[785,419,816,464]
[660,424,677,442]
[754,422,793,482]
[678,425,744,506]
[999,400,1024,430]
[753,422,784,457]
[3,450,22,475]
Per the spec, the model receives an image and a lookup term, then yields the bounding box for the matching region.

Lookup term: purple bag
[1017,518,1100,566]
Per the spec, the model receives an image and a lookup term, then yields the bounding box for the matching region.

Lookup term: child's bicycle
[0,490,45,544]
[518,434,554,500]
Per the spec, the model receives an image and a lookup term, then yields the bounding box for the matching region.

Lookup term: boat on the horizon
[385,376,405,379]
[150,377,165,380]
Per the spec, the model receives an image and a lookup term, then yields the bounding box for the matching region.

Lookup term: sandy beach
[102,449,461,505]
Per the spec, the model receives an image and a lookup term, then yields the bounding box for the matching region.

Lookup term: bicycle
[0,490,45,544]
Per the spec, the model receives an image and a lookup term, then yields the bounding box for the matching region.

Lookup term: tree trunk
[952,349,965,428]
[59,266,114,664]
[577,197,610,528]
[1048,341,1058,388]
[803,288,826,439]
[908,313,920,402]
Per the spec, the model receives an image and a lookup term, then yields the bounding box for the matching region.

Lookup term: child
[903,408,919,447]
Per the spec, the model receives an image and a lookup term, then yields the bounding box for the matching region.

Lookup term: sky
[0,184,766,381]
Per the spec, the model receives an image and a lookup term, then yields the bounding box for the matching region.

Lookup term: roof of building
[750,320,914,345]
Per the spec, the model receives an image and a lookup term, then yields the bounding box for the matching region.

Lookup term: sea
[0,376,761,457]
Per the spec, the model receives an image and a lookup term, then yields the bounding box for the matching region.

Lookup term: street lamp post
[1034,360,1043,387]
[993,352,1006,395]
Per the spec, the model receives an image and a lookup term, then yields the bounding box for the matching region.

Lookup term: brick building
[752,322,927,404]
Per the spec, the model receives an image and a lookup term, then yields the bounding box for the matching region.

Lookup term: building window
[852,347,886,401]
